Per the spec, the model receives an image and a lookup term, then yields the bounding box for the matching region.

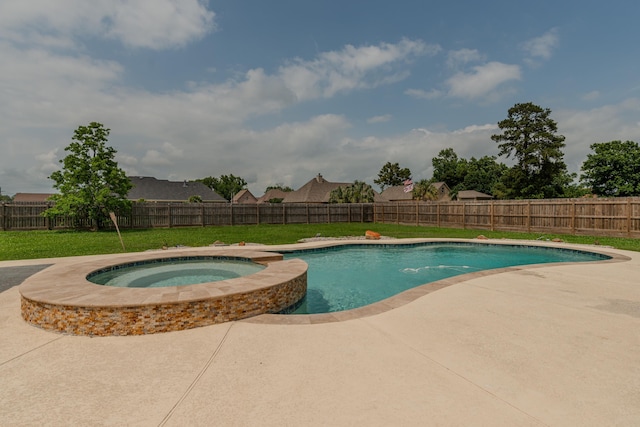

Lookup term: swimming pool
[283,242,610,314]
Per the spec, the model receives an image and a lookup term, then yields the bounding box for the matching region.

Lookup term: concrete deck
[1,239,639,426]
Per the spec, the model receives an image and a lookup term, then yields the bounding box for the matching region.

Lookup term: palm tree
[329,181,375,203]
[412,179,438,201]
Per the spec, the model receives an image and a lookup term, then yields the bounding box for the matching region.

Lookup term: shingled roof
[456,190,493,201]
[379,182,451,202]
[281,174,350,203]
[12,193,55,202]
[257,189,290,203]
[127,176,226,202]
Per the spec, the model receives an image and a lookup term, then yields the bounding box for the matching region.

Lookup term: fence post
[490,201,494,231]
[437,202,441,228]
[256,204,260,225]
[462,202,466,229]
[571,201,576,235]
[396,203,399,225]
[284,204,287,225]
[627,198,632,237]
[327,204,331,224]
[526,200,531,233]
[230,203,233,226]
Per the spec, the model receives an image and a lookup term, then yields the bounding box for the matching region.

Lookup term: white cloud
[141,141,184,167]
[582,91,600,101]
[556,98,640,172]
[446,62,521,99]
[0,0,216,50]
[279,38,440,100]
[405,88,443,99]
[522,28,559,63]
[367,115,392,124]
[446,48,485,68]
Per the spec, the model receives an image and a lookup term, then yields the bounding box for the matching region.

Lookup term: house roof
[257,189,290,203]
[232,189,258,204]
[456,190,493,200]
[127,176,226,202]
[12,193,55,202]
[282,174,350,203]
[379,181,451,202]
[379,186,414,202]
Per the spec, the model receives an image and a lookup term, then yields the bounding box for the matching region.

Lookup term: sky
[1,0,639,197]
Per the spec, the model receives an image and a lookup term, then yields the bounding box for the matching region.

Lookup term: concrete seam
[157,322,234,427]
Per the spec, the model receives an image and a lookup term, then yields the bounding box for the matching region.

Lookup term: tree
[329,181,375,203]
[431,148,468,191]
[580,140,640,197]
[265,184,293,193]
[197,174,247,201]
[462,156,508,196]
[44,122,132,230]
[374,162,411,190]
[412,179,439,201]
[491,102,569,198]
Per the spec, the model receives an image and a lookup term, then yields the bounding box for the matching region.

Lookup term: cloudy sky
[1,0,639,197]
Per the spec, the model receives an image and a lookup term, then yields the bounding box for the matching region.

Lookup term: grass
[1,223,639,261]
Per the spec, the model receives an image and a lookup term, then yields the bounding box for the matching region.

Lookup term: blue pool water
[87,258,265,288]
[283,243,608,314]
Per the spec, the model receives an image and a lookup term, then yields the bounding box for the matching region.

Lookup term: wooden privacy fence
[0,202,374,230]
[374,198,640,237]
[2,199,640,237]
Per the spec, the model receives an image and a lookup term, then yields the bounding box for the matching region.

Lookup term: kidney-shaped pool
[282,242,612,314]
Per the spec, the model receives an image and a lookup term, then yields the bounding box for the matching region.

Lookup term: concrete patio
[1,240,639,426]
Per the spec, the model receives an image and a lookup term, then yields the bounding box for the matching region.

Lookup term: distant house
[456,190,493,201]
[257,189,290,204]
[282,174,351,203]
[232,189,258,204]
[378,186,413,203]
[13,193,55,202]
[379,182,451,202]
[127,176,226,203]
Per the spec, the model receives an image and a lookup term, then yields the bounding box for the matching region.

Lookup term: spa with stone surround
[19,249,307,336]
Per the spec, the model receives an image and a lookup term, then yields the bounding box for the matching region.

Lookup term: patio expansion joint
[158,322,234,427]
[357,317,549,427]
[0,334,64,368]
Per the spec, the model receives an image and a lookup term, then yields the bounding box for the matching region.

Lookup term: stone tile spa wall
[19,250,307,336]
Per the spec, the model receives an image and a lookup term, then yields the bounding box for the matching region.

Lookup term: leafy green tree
[580,140,640,196]
[374,162,411,190]
[432,148,468,191]
[412,179,439,201]
[463,156,508,196]
[198,174,247,201]
[329,181,375,203]
[188,195,203,203]
[491,102,569,198]
[265,184,293,193]
[44,122,132,230]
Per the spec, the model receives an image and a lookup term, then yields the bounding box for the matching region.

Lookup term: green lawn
[1,223,638,261]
